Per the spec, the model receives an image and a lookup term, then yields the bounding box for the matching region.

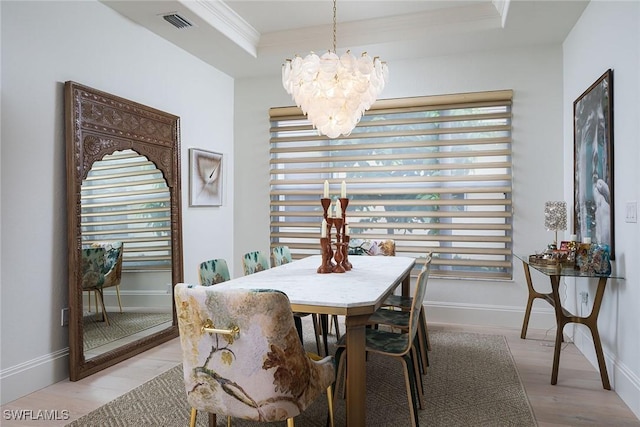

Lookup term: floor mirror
[65,81,183,381]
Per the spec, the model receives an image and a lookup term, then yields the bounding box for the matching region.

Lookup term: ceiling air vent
[162,13,194,29]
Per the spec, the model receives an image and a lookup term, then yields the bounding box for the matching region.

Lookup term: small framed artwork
[189,148,223,206]
[573,69,614,259]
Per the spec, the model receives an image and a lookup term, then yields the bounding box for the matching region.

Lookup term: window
[269,90,513,280]
[81,149,172,270]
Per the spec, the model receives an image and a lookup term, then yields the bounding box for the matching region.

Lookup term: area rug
[83,312,172,351]
[68,329,536,426]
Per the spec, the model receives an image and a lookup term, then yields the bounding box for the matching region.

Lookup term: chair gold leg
[326,385,335,427]
[287,418,295,427]
[189,408,197,427]
[115,284,123,313]
[226,415,231,427]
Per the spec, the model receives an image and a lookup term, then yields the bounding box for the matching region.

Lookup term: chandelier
[282,0,388,139]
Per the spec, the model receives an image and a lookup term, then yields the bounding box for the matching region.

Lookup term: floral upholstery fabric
[348,239,396,256]
[81,247,107,291]
[199,259,231,286]
[271,246,292,267]
[174,284,335,422]
[242,251,271,275]
[89,241,123,289]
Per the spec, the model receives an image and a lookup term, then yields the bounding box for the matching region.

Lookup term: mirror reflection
[81,149,173,359]
[66,80,183,381]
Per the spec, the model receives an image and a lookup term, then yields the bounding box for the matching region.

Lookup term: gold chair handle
[202,319,240,342]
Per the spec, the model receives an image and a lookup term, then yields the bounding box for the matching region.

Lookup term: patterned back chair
[81,243,123,325]
[198,258,231,286]
[87,241,124,313]
[242,250,271,275]
[174,284,335,427]
[271,245,292,267]
[348,239,396,257]
[270,245,325,355]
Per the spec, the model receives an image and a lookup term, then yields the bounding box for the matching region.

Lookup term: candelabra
[318,196,351,273]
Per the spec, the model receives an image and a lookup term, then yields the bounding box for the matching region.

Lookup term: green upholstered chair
[335,254,431,427]
[198,258,231,286]
[84,241,124,315]
[81,242,123,325]
[269,246,325,356]
[241,250,271,275]
[174,284,335,427]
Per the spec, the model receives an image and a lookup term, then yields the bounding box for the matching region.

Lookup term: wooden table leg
[580,277,611,389]
[345,313,369,427]
[520,261,551,339]
[549,275,565,385]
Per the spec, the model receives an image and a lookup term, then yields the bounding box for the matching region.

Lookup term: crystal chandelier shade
[281,0,388,139]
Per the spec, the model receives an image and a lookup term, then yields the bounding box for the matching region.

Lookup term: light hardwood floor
[2,322,639,426]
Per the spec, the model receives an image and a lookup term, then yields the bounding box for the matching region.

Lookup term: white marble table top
[188,255,415,313]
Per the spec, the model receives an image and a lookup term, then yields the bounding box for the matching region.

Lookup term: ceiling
[101,0,589,79]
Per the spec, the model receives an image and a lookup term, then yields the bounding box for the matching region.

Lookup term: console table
[515,254,623,390]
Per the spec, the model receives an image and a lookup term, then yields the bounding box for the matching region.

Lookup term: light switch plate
[625,201,637,223]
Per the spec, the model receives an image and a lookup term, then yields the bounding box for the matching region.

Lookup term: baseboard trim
[573,327,640,419]
[0,348,69,405]
[425,300,556,330]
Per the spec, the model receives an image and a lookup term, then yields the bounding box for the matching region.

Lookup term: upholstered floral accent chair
[335,255,431,427]
[348,239,396,256]
[174,284,335,427]
[242,250,271,276]
[84,241,124,315]
[198,258,231,286]
[81,242,123,325]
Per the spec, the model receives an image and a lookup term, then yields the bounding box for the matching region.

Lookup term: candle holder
[321,198,332,219]
[342,234,352,270]
[333,242,347,273]
[317,237,333,274]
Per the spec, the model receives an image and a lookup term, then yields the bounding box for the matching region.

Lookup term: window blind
[269,90,513,280]
[81,149,172,270]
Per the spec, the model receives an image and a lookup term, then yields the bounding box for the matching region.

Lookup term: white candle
[345,224,350,236]
[583,237,591,244]
[341,180,347,198]
[335,200,342,218]
[323,180,329,198]
[570,234,577,242]
[321,219,327,238]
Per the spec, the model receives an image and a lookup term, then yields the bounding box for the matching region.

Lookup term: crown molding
[181,0,260,58]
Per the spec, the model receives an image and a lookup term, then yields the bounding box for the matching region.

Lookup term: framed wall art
[573,69,614,258]
[190,148,223,206]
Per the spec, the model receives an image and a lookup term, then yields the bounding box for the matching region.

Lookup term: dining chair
[241,250,271,275]
[85,241,124,314]
[271,245,337,356]
[369,253,433,375]
[174,284,335,427]
[334,255,431,427]
[81,246,114,325]
[244,249,324,355]
[349,239,430,369]
[198,258,231,286]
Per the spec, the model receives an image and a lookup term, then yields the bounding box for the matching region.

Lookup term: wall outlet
[580,291,589,304]
[625,201,637,223]
[61,308,69,326]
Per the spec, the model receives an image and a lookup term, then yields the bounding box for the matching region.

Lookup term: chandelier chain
[333,0,337,53]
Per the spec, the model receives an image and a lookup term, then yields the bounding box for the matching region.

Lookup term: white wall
[563,0,640,418]
[235,45,565,329]
[0,0,234,404]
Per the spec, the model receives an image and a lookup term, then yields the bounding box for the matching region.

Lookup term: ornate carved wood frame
[65,81,184,381]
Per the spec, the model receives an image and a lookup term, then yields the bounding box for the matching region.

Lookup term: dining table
[212,254,416,426]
